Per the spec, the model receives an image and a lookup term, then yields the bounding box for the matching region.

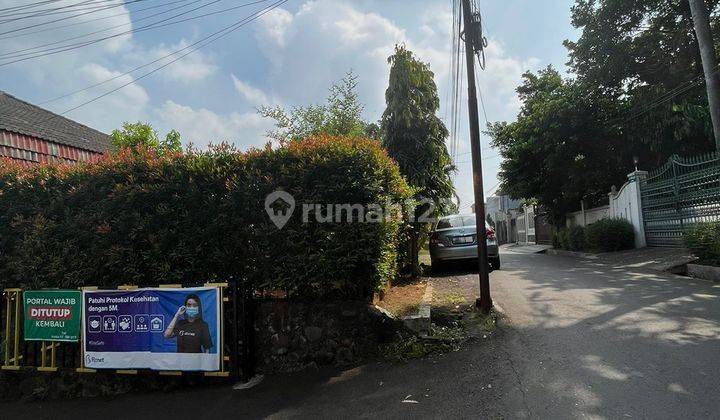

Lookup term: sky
[0,0,579,211]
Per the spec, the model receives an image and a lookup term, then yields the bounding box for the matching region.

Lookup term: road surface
[3,249,719,419]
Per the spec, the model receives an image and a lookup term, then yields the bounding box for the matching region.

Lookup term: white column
[626,170,648,248]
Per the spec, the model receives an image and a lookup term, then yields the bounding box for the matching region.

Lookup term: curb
[400,283,433,334]
[545,248,599,259]
[686,263,720,282]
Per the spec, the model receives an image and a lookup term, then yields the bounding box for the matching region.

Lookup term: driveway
[2,249,719,419]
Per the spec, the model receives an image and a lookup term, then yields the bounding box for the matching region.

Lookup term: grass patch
[379,321,467,363]
[443,293,466,306]
[375,279,426,317]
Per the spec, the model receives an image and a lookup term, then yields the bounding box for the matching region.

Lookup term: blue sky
[0,0,579,210]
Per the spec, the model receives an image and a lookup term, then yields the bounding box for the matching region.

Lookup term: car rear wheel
[490,257,501,271]
[431,259,445,273]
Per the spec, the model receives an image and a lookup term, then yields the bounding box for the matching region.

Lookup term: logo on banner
[103,315,117,332]
[149,315,164,332]
[118,315,133,332]
[88,315,102,333]
[135,315,149,332]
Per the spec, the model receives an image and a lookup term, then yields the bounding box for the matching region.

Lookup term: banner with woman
[82,287,220,371]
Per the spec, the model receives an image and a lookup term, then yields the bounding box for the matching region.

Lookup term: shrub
[567,226,586,251]
[0,135,410,300]
[552,230,561,249]
[683,222,720,266]
[584,218,635,252]
[555,226,585,251]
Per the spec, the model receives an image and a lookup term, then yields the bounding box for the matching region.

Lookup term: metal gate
[640,152,720,247]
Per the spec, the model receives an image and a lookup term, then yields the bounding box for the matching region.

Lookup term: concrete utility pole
[688,0,720,152]
[461,0,492,314]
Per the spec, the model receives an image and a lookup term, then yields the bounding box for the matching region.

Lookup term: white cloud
[155,100,272,149]
[143,39,217,83]
[231,74,268,105]
[80,63,149,106]
[250,0,540,209]
[256,7,293,47]
[55,63,149,133]
[253,1,407,114]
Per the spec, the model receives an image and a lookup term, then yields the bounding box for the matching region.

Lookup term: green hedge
[555,226,585,251]
[0,135,409,300]
[584,218,635,252]
[683,222,720,266]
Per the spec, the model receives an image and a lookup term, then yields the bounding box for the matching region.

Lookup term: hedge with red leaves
[0,135,409,300]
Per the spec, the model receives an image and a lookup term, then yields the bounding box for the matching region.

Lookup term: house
[0,91,111,167]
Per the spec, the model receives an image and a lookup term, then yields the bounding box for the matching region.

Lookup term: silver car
[429,215,500,270]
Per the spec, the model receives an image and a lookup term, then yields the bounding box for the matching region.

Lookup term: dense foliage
[555,226,586,251]
[584,218,635,252]
[110,121,182,155]
[259,71,378,143]
[0,136,409,300]
[381,45,455,273]
[683,222,720,265]
[488,67,626,224]
[490,0,718,224]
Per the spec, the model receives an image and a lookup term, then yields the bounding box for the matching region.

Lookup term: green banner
[24,290,82,342]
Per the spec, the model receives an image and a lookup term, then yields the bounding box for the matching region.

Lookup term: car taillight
[486,228,495,239]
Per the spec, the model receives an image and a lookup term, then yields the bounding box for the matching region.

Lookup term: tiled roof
[0,90,110,153]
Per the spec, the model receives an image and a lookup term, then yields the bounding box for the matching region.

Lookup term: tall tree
[259,71,373,143]
[565,0,717,163]
[488,67,625,225]
[381,45,455,272]
[110,122,182,155]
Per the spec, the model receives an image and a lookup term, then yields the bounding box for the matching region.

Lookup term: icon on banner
[118,315,133,332]
[135,315,149,332]
[88,316,102,333]
[149,315,164,332]
[103,315,117,332]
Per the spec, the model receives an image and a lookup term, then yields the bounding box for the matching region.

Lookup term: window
[436,217,463,229]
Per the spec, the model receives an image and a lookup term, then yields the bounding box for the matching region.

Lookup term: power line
[0,1,139,24]
[0,0,193,41]
[42,0,288,120]
[0,0,63,14]
[0,0,268,61]
[37,3,271,106]
[0,0,236,65]
[0,0,147,36]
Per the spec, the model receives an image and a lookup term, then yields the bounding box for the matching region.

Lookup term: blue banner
[82,287,220,371]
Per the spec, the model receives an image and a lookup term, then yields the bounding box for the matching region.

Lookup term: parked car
[429,214,500,270]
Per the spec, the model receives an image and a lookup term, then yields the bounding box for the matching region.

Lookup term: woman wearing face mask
[163,293,212,353]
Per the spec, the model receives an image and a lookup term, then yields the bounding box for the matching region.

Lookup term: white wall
[566,205,609,227]
[608,171,647,248]
[563,171,648,248]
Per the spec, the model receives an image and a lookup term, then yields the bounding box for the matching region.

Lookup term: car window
[461,216,476,227]
[436,217,463,229]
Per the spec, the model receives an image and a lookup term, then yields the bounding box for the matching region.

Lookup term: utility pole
[461,0,492,314]
[689,0,720,152]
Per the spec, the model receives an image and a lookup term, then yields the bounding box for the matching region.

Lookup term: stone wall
[254,301,404,373]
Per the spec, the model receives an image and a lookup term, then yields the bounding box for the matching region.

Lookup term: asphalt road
[3,250,719,419]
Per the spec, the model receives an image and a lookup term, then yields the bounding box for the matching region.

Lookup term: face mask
[185,307,199,318]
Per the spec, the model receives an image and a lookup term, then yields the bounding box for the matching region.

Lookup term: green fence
[640,152,720,247]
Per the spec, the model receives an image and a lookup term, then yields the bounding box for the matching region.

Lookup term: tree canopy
[259,71,377,143]
[490,0,719,224]
[110,122,182,155]
[381,45,454,214]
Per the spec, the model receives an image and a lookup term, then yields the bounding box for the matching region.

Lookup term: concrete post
[627,170,649,248]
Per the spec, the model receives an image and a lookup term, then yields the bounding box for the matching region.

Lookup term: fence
[640,152,720,247]
[1,281,255,380]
